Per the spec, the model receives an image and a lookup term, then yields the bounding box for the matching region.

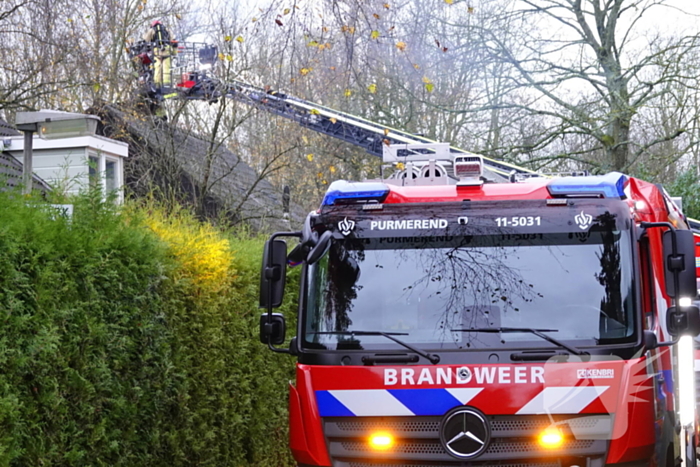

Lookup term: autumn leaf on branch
[368,83,377,93]
[434,39,448,52]
[236,36,244,43]
[275,18,283,27]
[396,41,407,51]
[423,76,434,93]
[371,30,380,40]
[306,154,314,161]
[344,89,352,97]
[224,36,232,42]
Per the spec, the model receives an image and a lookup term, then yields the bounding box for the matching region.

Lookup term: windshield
[304,200,636,352]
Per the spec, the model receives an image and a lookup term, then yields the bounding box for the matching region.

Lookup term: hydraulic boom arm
[127,39,539,180]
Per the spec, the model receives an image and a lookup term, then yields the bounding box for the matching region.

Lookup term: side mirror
[260,313,286,345]
[307,230,332,265]
[302,213,319,246]
[666,305,700,337]
[259,239,287,308]
[663,230,697,298]
[643,330,658,350]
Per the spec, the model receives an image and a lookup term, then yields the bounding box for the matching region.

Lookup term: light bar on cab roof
[546,172,628,199]
[322,180,390,206]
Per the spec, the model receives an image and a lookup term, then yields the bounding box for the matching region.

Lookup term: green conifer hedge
[0,191,297,466]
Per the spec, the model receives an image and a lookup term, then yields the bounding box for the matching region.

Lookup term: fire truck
[691,218,700,467]
[259,146,700,467]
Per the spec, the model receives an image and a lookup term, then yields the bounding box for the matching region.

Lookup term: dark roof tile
[0,118,20,136]
[0,152,52,192]
[97,104,304,232]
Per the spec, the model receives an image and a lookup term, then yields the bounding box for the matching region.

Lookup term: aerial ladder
[127,39,700,218]
[127,39,543,183]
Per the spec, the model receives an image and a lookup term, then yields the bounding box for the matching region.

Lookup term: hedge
[0,191,297,466]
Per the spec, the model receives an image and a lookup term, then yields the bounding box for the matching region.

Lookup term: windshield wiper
[311,331,440,364]
[451,327,587,356]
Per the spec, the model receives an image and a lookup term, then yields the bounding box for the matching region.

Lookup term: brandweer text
[384,366,545,386]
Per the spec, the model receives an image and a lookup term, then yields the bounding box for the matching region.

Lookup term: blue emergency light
[322,180,390,206]
[546,172,628,199]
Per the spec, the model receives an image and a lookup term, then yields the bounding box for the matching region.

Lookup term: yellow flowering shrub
[145,207,235,294]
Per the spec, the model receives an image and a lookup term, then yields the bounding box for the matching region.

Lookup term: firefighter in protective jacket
[143,20,176,87]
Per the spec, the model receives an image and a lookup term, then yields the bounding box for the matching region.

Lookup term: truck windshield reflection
[304,227,635,352]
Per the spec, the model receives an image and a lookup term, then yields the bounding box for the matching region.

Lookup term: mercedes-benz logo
[439,406,490,459]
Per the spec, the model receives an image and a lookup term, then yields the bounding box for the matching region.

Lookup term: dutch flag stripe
[316,388,484,417]
[315,387,607,417]
[315,390,356,417]
[326,389,415,416]
[387,388,463,416]
[445,388,484,405]
[516,386,609,415]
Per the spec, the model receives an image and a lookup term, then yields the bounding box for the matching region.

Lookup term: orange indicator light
[538,428,564,448]
[369,432,394,450]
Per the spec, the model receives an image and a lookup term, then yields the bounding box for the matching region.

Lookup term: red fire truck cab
[260,149,700,467]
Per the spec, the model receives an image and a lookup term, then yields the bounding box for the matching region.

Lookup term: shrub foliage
[0,191,296,466]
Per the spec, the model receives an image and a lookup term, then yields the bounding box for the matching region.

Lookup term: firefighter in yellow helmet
[143,20,176,88]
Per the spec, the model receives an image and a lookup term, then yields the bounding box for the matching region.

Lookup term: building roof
[8,133,128,156]
[15,110,100,126]
[0,118,51,192]
[0,118,20,136]
[95,104,304,232]
[0,151,52,192]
